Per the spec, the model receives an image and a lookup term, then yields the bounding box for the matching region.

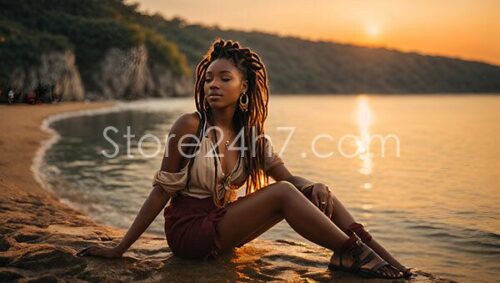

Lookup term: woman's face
[204,58,248,110]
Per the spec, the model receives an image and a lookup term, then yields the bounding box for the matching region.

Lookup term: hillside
[1,0,499,101]
[137,16,500,94]
[0,0,191,101]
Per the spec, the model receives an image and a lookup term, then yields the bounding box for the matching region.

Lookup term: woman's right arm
[113,185,171,255]
[77,113,200,258]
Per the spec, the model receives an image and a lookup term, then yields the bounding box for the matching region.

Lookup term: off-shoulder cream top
[153,112,284,206]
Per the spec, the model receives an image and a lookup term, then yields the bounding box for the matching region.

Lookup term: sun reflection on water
[356,95,374,178]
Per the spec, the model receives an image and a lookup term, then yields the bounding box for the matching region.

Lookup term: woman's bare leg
[217,181,350,252]
[231,190,404,271]
[231,191,367,248]
[218,182,401,278]
[328,193,356,228]
[327,192,407,272]
[234,213,283,247]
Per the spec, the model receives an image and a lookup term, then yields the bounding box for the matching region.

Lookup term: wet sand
[0,102,455,282]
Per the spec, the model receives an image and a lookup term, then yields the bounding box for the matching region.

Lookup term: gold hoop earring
[239,92,249,112]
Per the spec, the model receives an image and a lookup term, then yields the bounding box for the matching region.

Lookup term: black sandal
[329,239,404,279]
[400,266,414,279]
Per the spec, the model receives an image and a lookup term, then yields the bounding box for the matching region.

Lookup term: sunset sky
[129,0,500,66]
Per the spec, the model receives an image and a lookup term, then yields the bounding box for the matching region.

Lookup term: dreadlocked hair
[185,38,270,207]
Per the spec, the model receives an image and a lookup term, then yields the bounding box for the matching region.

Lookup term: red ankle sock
[348,222,372,243]
[339,233,359,253]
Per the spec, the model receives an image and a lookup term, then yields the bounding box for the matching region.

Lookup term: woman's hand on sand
[77,244,124,258]
[309,183,334,218]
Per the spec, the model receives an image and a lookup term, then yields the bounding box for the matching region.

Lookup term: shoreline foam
[34,98,193,221]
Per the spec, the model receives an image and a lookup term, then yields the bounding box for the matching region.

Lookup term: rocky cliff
[0,0,192,101]
[86,45,191,100]
[4,45,191,102]
[8,51,84,101]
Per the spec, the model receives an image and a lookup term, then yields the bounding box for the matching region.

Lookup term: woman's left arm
[267,164,334,218]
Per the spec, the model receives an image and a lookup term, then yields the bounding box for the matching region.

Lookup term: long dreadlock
[184,38,271,207]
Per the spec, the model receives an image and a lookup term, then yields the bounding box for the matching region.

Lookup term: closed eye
[205,77,231,82]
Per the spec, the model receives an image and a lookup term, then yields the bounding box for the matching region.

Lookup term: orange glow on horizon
[130,0,500,65]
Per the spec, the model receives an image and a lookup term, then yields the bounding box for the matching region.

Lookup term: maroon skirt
[164,195,227,260]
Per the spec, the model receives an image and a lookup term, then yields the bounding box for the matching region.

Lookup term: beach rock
[0,268,24,281]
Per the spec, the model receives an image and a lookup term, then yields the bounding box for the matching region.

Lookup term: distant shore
[0,102,454,282]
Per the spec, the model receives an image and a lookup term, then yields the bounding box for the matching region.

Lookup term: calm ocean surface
[42,95,500,282]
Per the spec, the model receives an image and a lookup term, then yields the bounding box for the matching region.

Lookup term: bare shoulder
[169,112,201,137]
[160,112,202,172]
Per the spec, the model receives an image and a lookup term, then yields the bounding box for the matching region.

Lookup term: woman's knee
[329,191,341,205]
[271,181,301,200]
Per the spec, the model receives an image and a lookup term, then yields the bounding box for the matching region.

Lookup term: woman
[78,39,412,279]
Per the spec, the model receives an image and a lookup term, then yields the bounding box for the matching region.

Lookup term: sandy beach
[0,102,454,282]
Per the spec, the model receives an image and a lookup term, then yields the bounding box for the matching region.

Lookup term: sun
[366,24,381,37]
